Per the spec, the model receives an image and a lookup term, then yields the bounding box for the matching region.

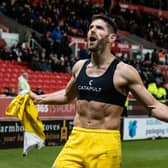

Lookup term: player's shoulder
[72,59,88,74]
[75,59,88,67]
[117,60,139,79]
[117,61,134,71]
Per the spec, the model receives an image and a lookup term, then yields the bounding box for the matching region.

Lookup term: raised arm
[30,59,86,105]
[120,63,168,122]
[30,76,76,105]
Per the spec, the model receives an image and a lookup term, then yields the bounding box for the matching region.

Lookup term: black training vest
[76,59,127,106]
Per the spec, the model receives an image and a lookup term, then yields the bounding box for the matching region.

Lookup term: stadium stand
[0,60,71,94]
[0,0,167,101]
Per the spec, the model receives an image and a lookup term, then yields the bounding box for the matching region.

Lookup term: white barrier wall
[123,117,168,140]
[1,32,19,48]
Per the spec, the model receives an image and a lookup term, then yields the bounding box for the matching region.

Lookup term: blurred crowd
[0,0,168,101]
[0,0,167,48]
[120,0,168,10]
[113,8,168,49]
[118,49,168,102]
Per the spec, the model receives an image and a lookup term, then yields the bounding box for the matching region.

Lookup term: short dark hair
[91,14,117,33]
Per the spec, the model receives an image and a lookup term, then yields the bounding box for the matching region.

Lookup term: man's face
[87,19,110,51]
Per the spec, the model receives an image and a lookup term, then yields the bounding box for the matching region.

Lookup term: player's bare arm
[29,59,87,105]
[119,62,168,121]
[30,78,77,105]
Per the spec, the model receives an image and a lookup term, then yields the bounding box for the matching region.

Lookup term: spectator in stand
[39,48,52,71]
[0,2,7,14]
[18,72,30,95]
[61,32,73,59]
[158,49,166,64]
[2,86,11,96]
[153,66,165,85]
[2,86,17,97]
[147,77,167,104]
[142,52,153,72]
[156,79,167,103]
[40,33,53,57]
[50,25,63,43]
[151,49,159,67]
[63,56,72,73]
[147,66,166,99]
[29,51,41,71]
[147,81,158,99]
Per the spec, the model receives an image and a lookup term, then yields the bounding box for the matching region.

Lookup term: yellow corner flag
[5,94,46,156]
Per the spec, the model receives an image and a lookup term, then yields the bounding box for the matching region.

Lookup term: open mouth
[89,37,97,43]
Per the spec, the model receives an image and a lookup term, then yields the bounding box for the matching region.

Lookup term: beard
[88,35,109,52]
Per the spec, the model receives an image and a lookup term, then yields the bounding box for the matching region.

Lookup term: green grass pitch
[0,139,168,168]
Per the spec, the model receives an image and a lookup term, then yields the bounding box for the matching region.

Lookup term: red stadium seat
[0,60,72,93]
